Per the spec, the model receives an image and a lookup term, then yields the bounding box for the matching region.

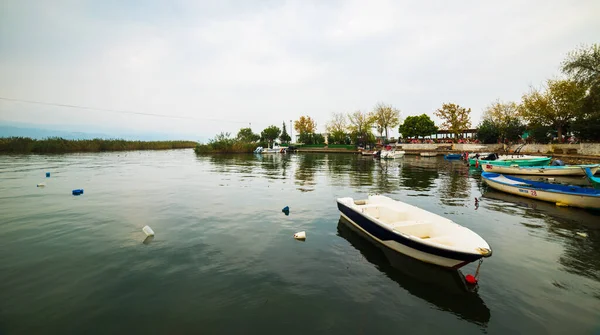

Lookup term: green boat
[469,154,551,167]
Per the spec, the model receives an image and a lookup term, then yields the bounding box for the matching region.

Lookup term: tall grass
[0,137,198,153]
[194,132,262,154]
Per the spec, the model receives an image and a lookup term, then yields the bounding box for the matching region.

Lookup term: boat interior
[353,199,465,247]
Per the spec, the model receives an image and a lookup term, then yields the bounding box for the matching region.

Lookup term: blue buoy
[282,206,290,215]
[72,189,84,196]
[46,172,50,177]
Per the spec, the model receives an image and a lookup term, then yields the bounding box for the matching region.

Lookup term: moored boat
[583,167,600,185]
[257,144,287,154]
[481,163,599,176]
[336,195,492,268]
[444,153,462,160]
[361,150,375,156]
[481,172,600,209]
[420,152,437,157]
[469,154,551,167]
[381,150,405,159]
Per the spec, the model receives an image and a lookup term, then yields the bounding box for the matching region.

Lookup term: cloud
[1,0,599,139]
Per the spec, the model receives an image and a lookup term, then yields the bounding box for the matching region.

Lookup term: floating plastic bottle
[37,183,46,187]
[143,225,155,237]
[72,189,84,196]
[293,231,306,241]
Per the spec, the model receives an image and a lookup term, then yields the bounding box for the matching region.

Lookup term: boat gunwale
[481,172,600,197]
[336,199,491,261]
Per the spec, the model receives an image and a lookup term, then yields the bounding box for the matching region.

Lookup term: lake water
[1,150,600,334]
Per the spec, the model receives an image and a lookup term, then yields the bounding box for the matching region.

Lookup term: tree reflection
[438,165,471,206]
[204,154,257,175]
[399,160,439,191]
[371,160,401,194]
[294,154,325,192]
[325,154,355,186]
[347,156,376,188]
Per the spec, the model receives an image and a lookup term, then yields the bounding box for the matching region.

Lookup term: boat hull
[381,151,405,159]
[420,152,437,157]
[482,164,599,176]
[444,154,462,160]
[336,201,483,268]
[470,157,551,167]
[482,173,600,209]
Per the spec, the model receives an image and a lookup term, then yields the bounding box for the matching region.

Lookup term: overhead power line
[0,96,250,124]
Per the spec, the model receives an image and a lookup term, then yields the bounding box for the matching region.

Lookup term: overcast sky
[1,0,599,140]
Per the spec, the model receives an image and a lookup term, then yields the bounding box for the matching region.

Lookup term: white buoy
[576,232,588,238]
[293,231,306,241]
[37,183,46,187]
[142,225,155,237]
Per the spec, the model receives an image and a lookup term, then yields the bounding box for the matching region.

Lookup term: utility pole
[290,120,293,144]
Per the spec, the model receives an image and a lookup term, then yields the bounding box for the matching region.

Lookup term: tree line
[478,44,600,143]
[201,43,599,151]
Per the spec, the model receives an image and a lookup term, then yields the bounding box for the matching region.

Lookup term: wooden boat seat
[426,236,454,246]
[391,221,433,239]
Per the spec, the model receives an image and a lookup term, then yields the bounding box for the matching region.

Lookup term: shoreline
[294,147,600,164]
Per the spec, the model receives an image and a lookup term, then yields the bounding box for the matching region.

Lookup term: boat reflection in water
[337,217,491,327]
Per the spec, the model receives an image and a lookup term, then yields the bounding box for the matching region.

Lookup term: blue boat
[583,167,600,185]
[444,153,462,160]
[482,172,600,209]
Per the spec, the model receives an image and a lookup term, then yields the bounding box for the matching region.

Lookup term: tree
[562,44,600,141]
[562,44,600,90]
[504,118,526,142]
[476,120,500,144]
[519,79,586,142]
[294,116,317,135]
[372,103,401,139]
[279,122,291,143]
[527,124,552,143]
[236,128,260,143]
[347,110,375,146]
[434,103,472,141]
[261,125,281,144]
[326,112,348,144]
[482,100,525,142]
[398,114,438,139]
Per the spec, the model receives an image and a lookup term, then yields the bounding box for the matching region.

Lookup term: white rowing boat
[381,150,405,159]
[336,195,492,268]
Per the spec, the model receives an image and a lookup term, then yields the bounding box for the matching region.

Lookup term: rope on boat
[474,258,483,280]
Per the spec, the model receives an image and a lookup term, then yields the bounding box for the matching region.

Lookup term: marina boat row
[482,163,600,176]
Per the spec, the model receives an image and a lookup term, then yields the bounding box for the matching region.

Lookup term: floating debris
[143,225,155,237]
[72,189,84,196]
[37,183,46,187]
[143,235,154,244]
[576,232,588,238]
[46,172,50,177]
[282,206,290,215]
[293,231,306,241]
